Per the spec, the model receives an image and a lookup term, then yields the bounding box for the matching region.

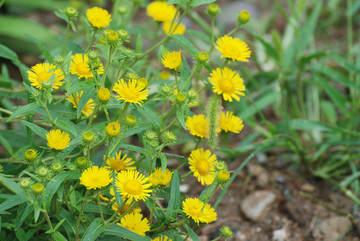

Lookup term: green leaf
[44,171,81,209]
[26,34,53,63]
[21,121,47,139]
[0,194,26,213]
[240,91,280,119]
[77,87,96,118]
[166,171,180,221]
[53,219,66,232]
[15,204,33,230]
[276,119,334,132]
[167,0,187,4]
[183,224,200,241]
[33,201,41,223]
[176,108,187,130]
[330,52,360,74]
[123,123,152,138]
[136,34,142,53]
[191,0,216,8]
[187,29,211,43]
[7,103,41,122]
[159,152,168,171]
[250,32,279,61]
[0,43,18,61]
[0,134,13,156]
[53,231,68,241]
[104,225,151,241]
[66,81,97,95]
[171,35,199,56]
[81,218,105,241]
[136,104,161,128]
[0,176,26,196]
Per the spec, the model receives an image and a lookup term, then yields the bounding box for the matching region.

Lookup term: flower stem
[62,21,70,56]
[97,192,105,224]
[85,30,97,52]
[75,189,90,240]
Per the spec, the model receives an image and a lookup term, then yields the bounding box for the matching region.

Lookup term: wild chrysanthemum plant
[1,1,251,240]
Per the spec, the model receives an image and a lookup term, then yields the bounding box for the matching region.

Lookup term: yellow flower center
[111,160,126,171]
[76,62,90,75]
[194,122,208,136]
[37,71,52,83]
[189,207,202,217]
[223,44,240,57]
[123,88,139,101]
[219,78,235,93]
[197,159,210,175]
[124,180,142,195]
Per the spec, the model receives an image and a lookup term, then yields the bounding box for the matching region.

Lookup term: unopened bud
[98,88,111,103]
[125,115,137,127]
[118,29,129,41]
[206,4,221,17]
[106,122,121,137]
[32,183,45,195]
[76,157,88,168]
[161,84,172,96]
[220,226,233,238]
[197,52,209,63]
[65,6,78,19]
[216,170,230,184]
[237,10,250,24]
[83,131,95,143]
[25,149,38,162]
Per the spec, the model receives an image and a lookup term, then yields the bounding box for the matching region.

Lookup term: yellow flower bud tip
[106,30,119,45]
[238,10,250,24]
[76,157,88,167]
[159,71,171,80]
[98,88,111,103]
[25,149,38,162]
[37,166,49,177]
[32,183,45,195]
[118,29,129,41]
[125,115,137,127]
[206,4,221,17]
[137,77,148,89]
[83,131,95,143]
[220,226,233,238]
[65,6,78,18]
[215,161,228,171]
[176,93,186,104]
[106,122,121,137]
[197,51,209,63]
[118,6,127,14]
[216,170,230,183]
[19,178,32,189]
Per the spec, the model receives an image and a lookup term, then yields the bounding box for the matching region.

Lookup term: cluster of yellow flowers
[21,1,251,239]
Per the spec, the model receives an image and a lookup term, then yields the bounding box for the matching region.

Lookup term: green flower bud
[41,80,52,90]
[118,6,127,15]
[187,89,198,100]
[76,157,88,168]
[220,226,233,238]
[52,161,64,173]
[144,130,158,142]
[32,183,45,195]
[65,6,78,19]
[125,115,137,128]
[215,161,228,171]
[161,84,172,96]
[162,131,176,144]
[127,72,138,80]
[54,56,64,66]
[36,166,49,177]
[19,178,32,189]
[206,4,221,17]
[88,50,98,60]
[106,30,119,45]
[216,170,230,184]
[149,139,160,148]
[83,131,95,143]
[80,215,89,223]
[176,93,186,105]
[118,29,129,42]
[98,36,106,44]
[237,10,250,24]
[25,149,38,162]
[197,52,209,63]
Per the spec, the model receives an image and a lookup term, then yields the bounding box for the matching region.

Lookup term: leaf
[26,34,53,63]
[183,224,200,241]
[0,134,13,156]
[53,231,68,241]
[66,81,97,95]
[186,29,211,43]
[166,171,180,221]
[104,225,151,241]
[176,108,186,130]
[0,194,26,213]
[81,218,105,241]
[0,176,26,196]
[21,121,47,139]
[240,91,280,119]
[136,34,142,53]
[77,87,96,118]
[330,52,360,74]
[0,44,18,61]
[167,0,187,4]
[7,103,41,122]
[191,0,216,8]
[276,119,334,132]
[44,171,81,209]
[159,153,168,171]
[250,32,279,61]
[171,35,199,56]
[15,204,33,230]
[136,104,161,129]
[33,201,41,223]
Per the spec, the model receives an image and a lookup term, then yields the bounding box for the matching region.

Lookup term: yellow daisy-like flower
[115,170,152,202]
[186,114,209,138]
[105,151,136,172]
[46,129,71,151]
[86,7,111,29]
[152,236,172,241]
[117,212,150,236]
[182,198,217,224]
[188,148,217,185]
[80,166,112,190]
[27,63,64,90]
[146,1,176,22]
[162,51,182,70]
[215,35,251,62]
[149,168,173,186]
[70,53,104,79]
[66,91,95,117]
[163,22,186,35]
[220,111,244,133]
[209,67,245,102]
[113,79,149,106]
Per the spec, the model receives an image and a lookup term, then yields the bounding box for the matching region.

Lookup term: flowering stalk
[75,189,90,240]
[208,95,220,151]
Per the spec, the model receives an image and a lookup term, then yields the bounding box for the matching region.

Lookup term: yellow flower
[105,151,136,172]
[162,51,182,70]
[220,111,244,133]
[66,91,95,117]
[106,122,121,137]
[188,148,217,185]
[27,63,64,90]
[215,35,251,62]
[159,71,170,80]
[115,170,152,202]
[70,53,104,79]
[111,197,141,215]
[117,212,150,236]
[209,67,245,102]
[146,1,176,22]
[163,22,186,35]
[152,236,172,241]
[182,198,217,224]
[86,7,111,29]
[149,168,173,186]
[113,79,149,106]
[46,129,71,151]
[80,166,112,190]
[98,88,111,103]
[186,114,209,138]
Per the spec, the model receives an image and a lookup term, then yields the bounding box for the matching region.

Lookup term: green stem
[41,194,55,241]
[149,191,159,223]
[100,47,115,88]
[62,21,70,56]
[116,102,130,122]
[159,101,167,130]
[85,30,97,52]
[109,128,127,156]
[227,25,241,36]
[208,17,216,53]
[103,138,112,166]
[181,171,192,179]
[181,64,200,91]
[151,22,161,46]
[75,189,90,240]
[87,102,100,128]
[97,192,105,224]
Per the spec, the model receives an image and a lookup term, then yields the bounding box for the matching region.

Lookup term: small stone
[180,184,189,193]
[241,190,276,221]
[272,226,288,241]
[310,216,351,240]
[300,183,315,192]
[248,164,270,188]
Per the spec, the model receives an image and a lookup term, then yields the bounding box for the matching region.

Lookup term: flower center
[112,160,127,172]
[189,207,202,217]
[37,71,52,83]
[219,78,235,93]
[76,62,91,75]
[194,122,208,136]
[124,88,140,101]
[124,180,142,195]
[224,44,240,56]
[197,159,210,175]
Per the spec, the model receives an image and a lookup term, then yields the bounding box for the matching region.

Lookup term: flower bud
[106,30,119,45]
[19,178,32,189]
[83,131,95,143]
[206,4,221,17]
[162,131,176,144]
[25,149,38,162]
[237,10,250,24]
[118,29,129,42]
[159,71,170,80]
[215,161,228,171]
[54,56,64,66]
[216,170,230,184]
[149,139,160,148]
[98,88,111,103]
[160,84,172,96]
[98,36,106,44]
[137,77,148,89]
[80,215,89,223]
[118,6,127,15]
[106,122,121,137]
[76,157,88,168]
[197,52,209,63]
[88,50,98,60]
[144,130,158,142]
[176,93,186,105]
[42,80,52,89]
[127,72,138,80]
[187,89,198,100]
[32,183,45,195]
[36,166,49,177]
[125,115,137,128]
[65,6,78,19]
[220,226,233,238]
